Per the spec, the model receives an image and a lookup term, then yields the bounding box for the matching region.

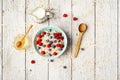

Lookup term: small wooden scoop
[74,23,87,58]
[16,24,33,48]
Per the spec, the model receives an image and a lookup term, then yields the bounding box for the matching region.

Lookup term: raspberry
[38,34,42,38]
[53,52,57,55]
[73,17,78,21]
[60,44,64,48]
[41,51,46,55]
[60,37,64,40]
[56,37,60,40]
[58,33,62,36]
[37,38,42,41]
[47,44,51,48]
[39,39,42,41]
[41,32,46,35]
[31,60,36,64]
[39,42,43,46]
[35,40,39,44]
[56,44,60,47]
[63,13,68,17]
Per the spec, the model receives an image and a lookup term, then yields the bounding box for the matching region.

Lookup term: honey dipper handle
[74,32,83,58]
[21,24,33,41]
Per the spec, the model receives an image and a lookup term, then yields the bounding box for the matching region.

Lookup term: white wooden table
[0,0,120,80]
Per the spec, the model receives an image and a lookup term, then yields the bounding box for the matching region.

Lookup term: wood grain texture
[96,0,117,80]
[0,0,119,80]
[118,0,120,79]
[3,0,25,80]
[72,0,95,80]
[26,0,49,80]
[0,0,2,79]
[49,0,72,80]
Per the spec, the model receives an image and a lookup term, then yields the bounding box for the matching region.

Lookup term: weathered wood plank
[96,0,117,80]
[118,0,120,79]
[49,0,72,80]
[72,0,95,80]
[0,0,2,79]
[3,0,25,80]
[26,0,49,80]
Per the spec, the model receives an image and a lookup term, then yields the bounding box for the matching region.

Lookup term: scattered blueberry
[48,49,51,51]
[81,48,85,51]
[50,59,54,62]
[63,66,67,69]
[49,41,53,44]
[30,69,32,72]
[54,40,57,43]
[46,39,49,42]
[52,45,56,48]
[42,45,46,47]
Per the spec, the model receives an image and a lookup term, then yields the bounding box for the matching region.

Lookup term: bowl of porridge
[34,26,67,59]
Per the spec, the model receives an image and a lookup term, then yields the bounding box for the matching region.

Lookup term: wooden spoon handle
[74,32,83,58]
[21,24,33,41]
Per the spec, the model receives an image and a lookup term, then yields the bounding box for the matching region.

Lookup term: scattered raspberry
[41,51,46,55]
[63,13,68,17]
[73,17,78,21]
[53,52,57,55]
[31,60,36,64]
[47,44,51,48]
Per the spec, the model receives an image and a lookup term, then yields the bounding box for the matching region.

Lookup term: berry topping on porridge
[35,29,65,57]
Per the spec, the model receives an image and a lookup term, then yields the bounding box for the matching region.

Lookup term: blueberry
[48,54,52,56]
[63,66,67,69]
[48,49,51,51]
[49,41,53,44]
[49,36,52,39]
[50,59,54,62]
[58,40,61,42]
[47,33,50,36]
[54,40,57,43]
[52,45,56,48]
[38,47,41,49]
[81,48,85,51]
[59,48,63,51]
[46,39,49,42]
[42,45,46,47]
[48,29,52,32]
